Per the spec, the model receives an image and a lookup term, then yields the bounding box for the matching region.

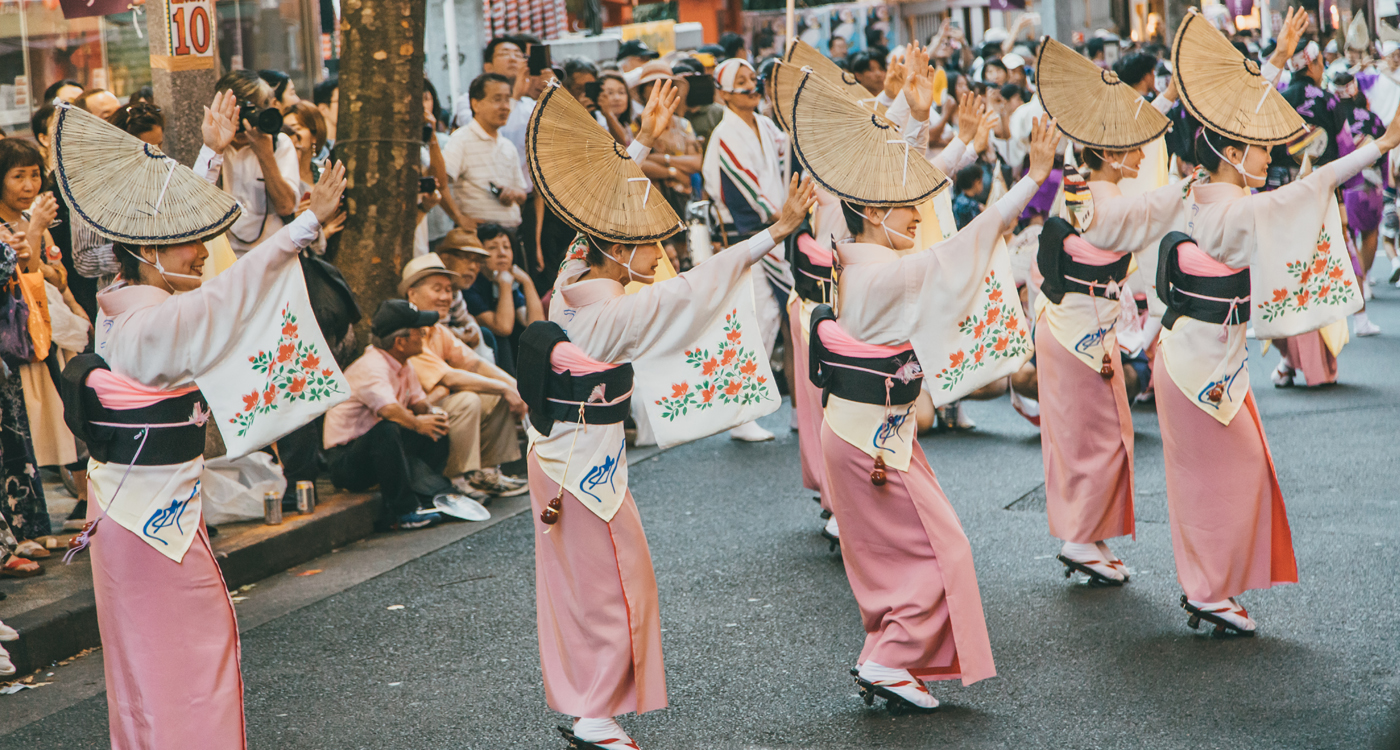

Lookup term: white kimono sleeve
[1080,179,1191,254]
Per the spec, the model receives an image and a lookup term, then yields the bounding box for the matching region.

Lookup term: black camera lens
[240,101,284,135]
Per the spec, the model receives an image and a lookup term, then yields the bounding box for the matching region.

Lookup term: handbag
[16,270,50,362]
[300,251,361,348]
[0,282,32,366]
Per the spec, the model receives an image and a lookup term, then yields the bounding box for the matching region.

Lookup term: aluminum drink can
[264,490,283,525]
[296,480,316,514]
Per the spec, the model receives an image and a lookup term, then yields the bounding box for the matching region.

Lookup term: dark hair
[1194,128,1246,173]
[1079,146,1105,171]
[720,31,746,59]
[29,102,55,143]
[840,201,867,237]
[955,164,984,193]
[484,36,524,66]
[583,235,624,267]
[1112,52,1157,88]
[848,51,883,76]
[108,102,165,138]
[757,56,779,95]
[984,58,1009,74]
[866,26,886,48]
[42,80,82,103]
[513,32,543,50]
[671,57,704,76]
[0,140,45,194]
[313,76,338,106]
[423,78,444,124]
[258,69,292,102]
[132,85,156,105]
[999,83,1027,103]
[563,57,600,84]
[1086,38,1106,58]
[469,73,512,102]
[216,69,267,104]
[476,222,514,247]
[755,28,775,53]
[115,242,144,283]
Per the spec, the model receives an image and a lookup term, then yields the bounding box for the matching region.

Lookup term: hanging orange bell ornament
[1099,353,1113,378]
[540,490,563,525]
[870,455,887,486]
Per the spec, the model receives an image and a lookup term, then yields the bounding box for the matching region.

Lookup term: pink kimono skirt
[1275,331,1338,387]
[90,512,245,750]
[788,297,828,510]
[1034,321,1136,544]
[1153,354,1299,602]
[820,422,995,685]
[529,451,667,718]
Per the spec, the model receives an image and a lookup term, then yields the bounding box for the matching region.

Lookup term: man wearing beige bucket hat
[434,227,496,361]
[400,252,528,500]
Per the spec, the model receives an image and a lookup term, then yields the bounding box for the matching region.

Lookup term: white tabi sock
[857,661,939,709]
[573,718,634,745]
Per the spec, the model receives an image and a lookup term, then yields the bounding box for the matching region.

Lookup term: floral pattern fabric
[0,369,48,541]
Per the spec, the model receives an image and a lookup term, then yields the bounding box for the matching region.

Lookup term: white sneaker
[1058,541,1125,582]
[0,644,12,677]
[571,718,639,749]
[0,619,16,641]
[1354,315,1382,337]
[432,493,491,522]
[857,661,939,710]
[1185,597,1256,633]
[728,420,775,442]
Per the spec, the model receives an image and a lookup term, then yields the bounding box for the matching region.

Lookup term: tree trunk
[335,0,428,354]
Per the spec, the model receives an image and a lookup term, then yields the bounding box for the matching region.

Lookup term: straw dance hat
[772,39,876,131]
[1171,9,1304,146]
[1036,37,1170,150]
[772,62,948,207]
[50,104,240,245]
[526,82,683,244]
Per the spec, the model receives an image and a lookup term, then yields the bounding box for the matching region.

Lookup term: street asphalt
[5,287,1400,749]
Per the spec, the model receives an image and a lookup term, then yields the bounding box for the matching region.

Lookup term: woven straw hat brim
[526,84,682,244]
[774,39,874,131]
[1171,9,1304,146]
[1036,37,1169,150]
[775,62,948,207]
[52,105,240,245]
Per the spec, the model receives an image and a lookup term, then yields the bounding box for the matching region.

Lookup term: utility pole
[335,0,429,351]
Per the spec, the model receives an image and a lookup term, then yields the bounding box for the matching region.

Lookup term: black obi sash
[1038,216,1133,303]
[807,305,922,407]
[1157,231,1251,330]
[60,353,207,466]
[788,230,833,304]
[517,321,634,437]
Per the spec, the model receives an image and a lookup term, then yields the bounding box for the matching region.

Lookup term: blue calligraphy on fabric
[142,482,199,545]
[579,442,625,504]
[872,408,910,454]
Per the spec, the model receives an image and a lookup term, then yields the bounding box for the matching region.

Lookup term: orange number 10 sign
[156,0,215,70]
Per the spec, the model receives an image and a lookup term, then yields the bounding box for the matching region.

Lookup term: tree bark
[335,0,428,354]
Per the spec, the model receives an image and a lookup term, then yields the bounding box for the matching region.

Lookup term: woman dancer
[777,59,1060,711]
[1030,37,1185,584]
[1157,9,1397,634]
[54,97,345,748]
[521,80,814,750]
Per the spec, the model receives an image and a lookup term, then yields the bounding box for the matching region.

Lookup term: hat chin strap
[131,249,202,286]
[879,208,915,248]
[1202,136,1265,183]
[597,239,656,282]
[1089,149,1139,179]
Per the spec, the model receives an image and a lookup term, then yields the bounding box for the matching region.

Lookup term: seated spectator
[322,301,468,530]
[400,253,528,499]
[952,164,985,230]
[463,223,544,374]
[435,228,496,363]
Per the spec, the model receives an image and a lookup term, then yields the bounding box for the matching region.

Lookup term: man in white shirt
[212,70,302,255]
[442,73,528,229]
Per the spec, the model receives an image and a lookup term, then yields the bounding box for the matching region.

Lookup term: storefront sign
[58,0,138,20]
[621,20,676,56]
[152,0,215,70]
